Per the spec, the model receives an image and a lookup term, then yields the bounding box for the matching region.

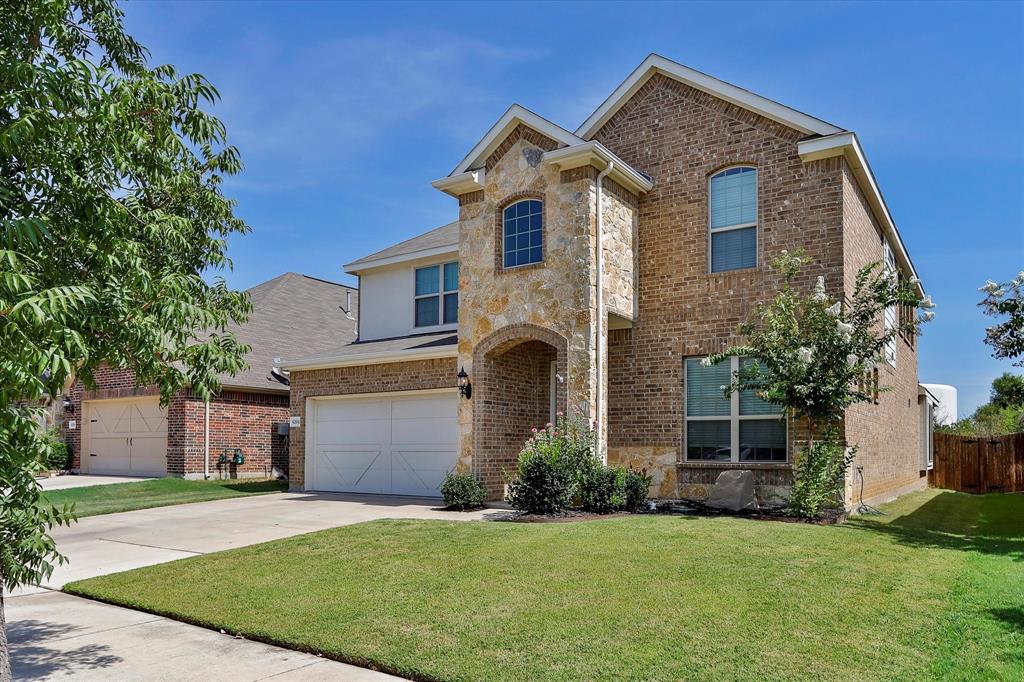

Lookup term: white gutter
[344,243,458,275]
[543,141,654,196]
[282,344,458,372]
[203,400,210,480]
[595,161,613,463]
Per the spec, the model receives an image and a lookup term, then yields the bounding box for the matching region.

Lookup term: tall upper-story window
[709,166,757,272]
[882,237,897,366]
[414,262,459,327]
[503,199,543,268]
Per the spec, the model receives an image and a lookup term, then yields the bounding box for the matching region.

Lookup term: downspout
[595,160,613,463]
[203,399,210,479]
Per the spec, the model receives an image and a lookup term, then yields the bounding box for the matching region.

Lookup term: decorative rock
[705,470,759,512]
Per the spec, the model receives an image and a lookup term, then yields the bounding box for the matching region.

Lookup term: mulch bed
[481,504,847,525]
[487,509,632,523]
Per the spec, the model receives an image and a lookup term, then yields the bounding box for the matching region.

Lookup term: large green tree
[0,2,250,676]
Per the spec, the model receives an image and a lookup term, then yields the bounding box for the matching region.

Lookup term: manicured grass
[66,489,1023,681]
[44,477,287,517]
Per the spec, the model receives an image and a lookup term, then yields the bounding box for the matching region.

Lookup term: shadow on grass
[989,607,1024,633]
[216,479,288,494]
[845,491,1024,561]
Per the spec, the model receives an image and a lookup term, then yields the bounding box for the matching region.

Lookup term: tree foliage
[979,273,1024,367]
[706,250,927,516]
[1,2,250,673]
[939,373,1024,437]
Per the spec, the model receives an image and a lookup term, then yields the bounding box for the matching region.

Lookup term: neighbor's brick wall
[287,357,457,490]
[63,366,289,477]
[595,73,846,497]
[840,165,926,506]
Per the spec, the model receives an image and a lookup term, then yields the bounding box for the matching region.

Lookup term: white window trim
[412,261,459,331]
[683,356,788,464]
[708,166,758,274]
[882,237,897,368]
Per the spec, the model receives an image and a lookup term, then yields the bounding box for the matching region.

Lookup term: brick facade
[62,366,289,479]
[286,357,457,490]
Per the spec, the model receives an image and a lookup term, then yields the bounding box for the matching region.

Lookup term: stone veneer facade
[288,69,925,508]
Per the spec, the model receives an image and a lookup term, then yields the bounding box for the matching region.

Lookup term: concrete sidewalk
[8,591,403,681]
[7,491,495,680]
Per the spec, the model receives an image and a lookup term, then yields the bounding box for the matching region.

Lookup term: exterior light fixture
[457,366,472,399]
[61,396,73,412]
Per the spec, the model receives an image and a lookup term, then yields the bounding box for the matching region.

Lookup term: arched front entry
[471,324,568,499]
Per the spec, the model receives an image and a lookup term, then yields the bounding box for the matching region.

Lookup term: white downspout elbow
[203,399,211,479]
[595,160,613,463]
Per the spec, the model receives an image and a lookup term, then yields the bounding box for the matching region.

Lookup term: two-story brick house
[283,54,931,507]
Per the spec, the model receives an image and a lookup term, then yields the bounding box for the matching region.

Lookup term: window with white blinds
[709,167,757,272]
[685,356,786,462]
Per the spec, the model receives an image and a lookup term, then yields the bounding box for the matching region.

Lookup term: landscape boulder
[705,469,759,512]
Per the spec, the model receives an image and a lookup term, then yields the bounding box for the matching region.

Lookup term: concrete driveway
[38,474,156,490]
[8,491,491,680]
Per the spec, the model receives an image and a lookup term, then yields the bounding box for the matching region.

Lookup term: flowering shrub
[506,414,595,514]
[706,249,929,517]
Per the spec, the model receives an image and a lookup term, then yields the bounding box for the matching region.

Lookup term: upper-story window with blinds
[708,166,757,272]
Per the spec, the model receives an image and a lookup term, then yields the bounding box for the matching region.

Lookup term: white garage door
[309,391,458,497]
[84,398,168,476]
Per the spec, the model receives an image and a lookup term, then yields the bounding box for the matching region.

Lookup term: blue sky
[121,1,1023,416]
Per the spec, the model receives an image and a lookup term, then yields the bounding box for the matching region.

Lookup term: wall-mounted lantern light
[61,396,74,413]
[457,366,472,399]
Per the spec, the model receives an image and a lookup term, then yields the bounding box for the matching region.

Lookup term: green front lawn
[44,477,287,517]
[66,489,1023,681]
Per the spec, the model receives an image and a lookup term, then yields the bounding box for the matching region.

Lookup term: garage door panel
[392,449,457,494]
[316,418,388,446]
[317,449,389,493]
[87,436,131,475]
[391,416,458,445]
[309,392,457,497]
[317,399,387,422]
[85,398,167,476]
[391,394,457,420]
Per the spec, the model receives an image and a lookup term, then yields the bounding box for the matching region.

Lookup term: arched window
[708,166,757,272]
[503,199,543,268]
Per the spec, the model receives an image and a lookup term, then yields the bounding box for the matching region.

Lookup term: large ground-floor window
[684,356,786,462]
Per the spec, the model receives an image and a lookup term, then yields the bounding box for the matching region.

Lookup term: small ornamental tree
[705,250,928,516]
[1,2,250,676]
[979,273,1024,367]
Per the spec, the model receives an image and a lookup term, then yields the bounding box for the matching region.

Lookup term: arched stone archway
[470,323,569,498]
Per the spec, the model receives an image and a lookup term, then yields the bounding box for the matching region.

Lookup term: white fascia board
[431,168,485,197]
[450,104,583,176]
[543,141,654,194]
[344,243,458,274]
[282,344,458,372]
[576,54,845,140]
[798,132,925,296]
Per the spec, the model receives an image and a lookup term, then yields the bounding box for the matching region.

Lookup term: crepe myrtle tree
[704,250,930,516]
[0,2,250,676]
[979,273,1024,367]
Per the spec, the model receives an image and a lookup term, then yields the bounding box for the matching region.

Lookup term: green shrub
[622,468,652,512]
[506,414,595,515]
[579,463,626,513]
[787,435,855,518]
[39,428,71,471]
[440,471,487,510]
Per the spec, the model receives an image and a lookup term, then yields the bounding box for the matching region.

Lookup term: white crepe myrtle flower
[920,295,935,309]
[920,311,935,322]
[700,356,713,367]
[812,276,828,302]
[825,302,842,317]
[847,353,859,367]
[994,288,1006,297]
[797,346,814,364]
[1015,271,1024,285]
[910,276,920,285]
[980,280,1000,294]
[837,320,854,341]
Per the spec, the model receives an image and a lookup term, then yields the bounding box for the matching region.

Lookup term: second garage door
[309,391,458,497]
[83,397,168,476]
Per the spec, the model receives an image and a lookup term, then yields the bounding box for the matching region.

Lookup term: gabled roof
[576,53,845,139]
[217,273,357,391]
[344,221,459,273]
[282,330,457,372]
[449,104,583,175]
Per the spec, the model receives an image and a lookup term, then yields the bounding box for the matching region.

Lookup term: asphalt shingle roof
[218,273,357,392]
[345,221,458,269]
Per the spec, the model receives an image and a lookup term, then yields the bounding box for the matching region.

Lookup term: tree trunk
[0,587,11,682]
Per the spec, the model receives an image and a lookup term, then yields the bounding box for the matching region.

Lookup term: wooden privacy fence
[930,432,1024,493]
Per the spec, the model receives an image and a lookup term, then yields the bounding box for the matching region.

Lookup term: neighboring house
[61,273,357,479]
[283,54,930,507]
